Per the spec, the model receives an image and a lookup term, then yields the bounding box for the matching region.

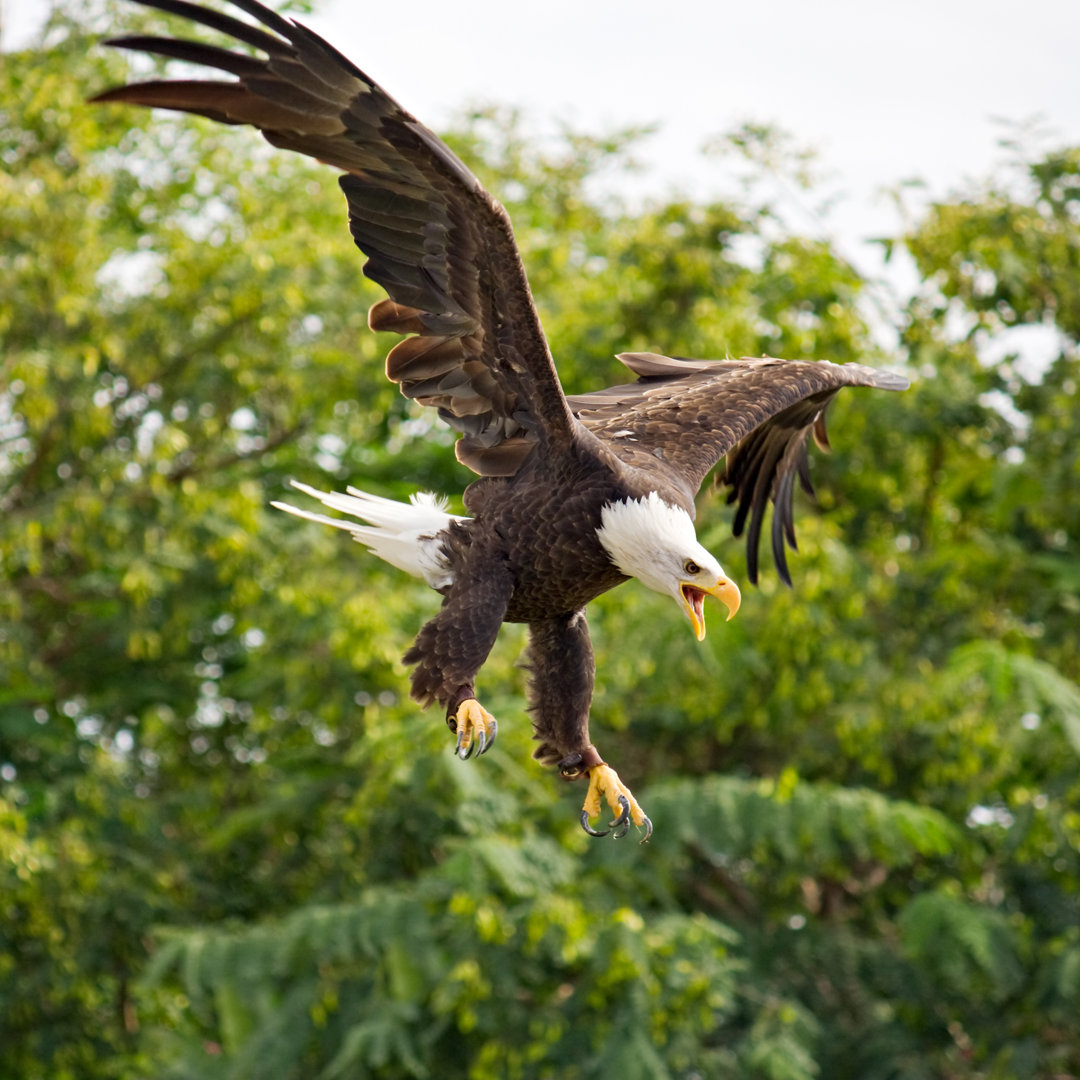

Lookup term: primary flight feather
[93,0,908,841]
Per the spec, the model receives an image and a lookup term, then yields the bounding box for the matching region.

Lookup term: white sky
[5,0,1079,354]
[309,1,1080,260]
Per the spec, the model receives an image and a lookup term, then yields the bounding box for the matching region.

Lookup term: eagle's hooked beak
[680,578,741,641]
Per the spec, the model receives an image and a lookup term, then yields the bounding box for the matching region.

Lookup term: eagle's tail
[271,481,465,590]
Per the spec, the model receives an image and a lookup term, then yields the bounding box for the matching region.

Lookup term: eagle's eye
[683,559,701,576]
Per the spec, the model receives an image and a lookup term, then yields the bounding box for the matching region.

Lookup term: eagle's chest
[483,479,629,622]
[503,529,627,622]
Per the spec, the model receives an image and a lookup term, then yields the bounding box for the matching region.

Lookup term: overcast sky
[308,1,1080,256]
[6,0,1079,355]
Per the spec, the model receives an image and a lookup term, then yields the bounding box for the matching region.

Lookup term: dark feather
[102,35,266,78]
[129,0,288,54]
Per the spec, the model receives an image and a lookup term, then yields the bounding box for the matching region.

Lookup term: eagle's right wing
[92,0,578,477]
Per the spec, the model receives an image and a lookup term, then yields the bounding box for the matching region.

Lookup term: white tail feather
[272,480,466,590]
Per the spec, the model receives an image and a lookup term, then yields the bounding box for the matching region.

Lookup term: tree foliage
[2,5,1079,1078]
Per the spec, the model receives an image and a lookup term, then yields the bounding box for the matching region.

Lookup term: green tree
[2,5,1078,1079]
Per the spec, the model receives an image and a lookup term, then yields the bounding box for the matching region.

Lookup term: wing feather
[569,355,908,584]
[92,0,578,476]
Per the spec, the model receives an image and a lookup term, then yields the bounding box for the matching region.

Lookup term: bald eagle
[93,0,908,841]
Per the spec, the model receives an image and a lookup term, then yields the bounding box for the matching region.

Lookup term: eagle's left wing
[568,353,909,585]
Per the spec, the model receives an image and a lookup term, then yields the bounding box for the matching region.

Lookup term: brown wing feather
[568,354,909,584]
[91,0,577,477]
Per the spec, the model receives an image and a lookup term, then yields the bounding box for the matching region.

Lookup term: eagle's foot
[447,698,498,760]
[580,763,653,843]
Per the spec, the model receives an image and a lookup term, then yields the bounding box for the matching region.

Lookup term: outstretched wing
[568,352,909,584]
[91,0,577,477]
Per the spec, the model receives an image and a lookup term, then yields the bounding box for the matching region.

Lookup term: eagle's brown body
[409,445,634,769]
[93,0,909,838]
[461,457,633,625]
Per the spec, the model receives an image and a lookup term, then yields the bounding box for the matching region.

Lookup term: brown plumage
[566,352,907,584]
[92,0,909,840]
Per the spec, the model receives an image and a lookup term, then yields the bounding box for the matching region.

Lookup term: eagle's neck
[595,493,697,592]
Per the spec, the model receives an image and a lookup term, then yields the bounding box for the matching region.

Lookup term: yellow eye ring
[684,560,701,576]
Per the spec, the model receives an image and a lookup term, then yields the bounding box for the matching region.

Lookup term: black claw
[639,815,653,844]
[475,729,487,756]
[455,728,474,760]
[580,810,609,838]
[478,718,497,754]
[611,794,631,839]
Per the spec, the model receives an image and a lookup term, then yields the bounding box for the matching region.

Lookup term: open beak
[680,578,741,641]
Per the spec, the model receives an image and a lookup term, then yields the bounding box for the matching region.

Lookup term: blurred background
[2,2,1078,1077]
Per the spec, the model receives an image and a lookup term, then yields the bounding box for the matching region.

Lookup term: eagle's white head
[596,493,741,639]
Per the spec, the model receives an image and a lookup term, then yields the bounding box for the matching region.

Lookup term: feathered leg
[527,611,595,769]
[527,612,652,842]
[404,555,512,759]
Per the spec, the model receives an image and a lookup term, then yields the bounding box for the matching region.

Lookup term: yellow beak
[680,578,741,641]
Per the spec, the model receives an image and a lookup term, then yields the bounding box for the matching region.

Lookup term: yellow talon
[581,763,652,842]
[453,698,498,759]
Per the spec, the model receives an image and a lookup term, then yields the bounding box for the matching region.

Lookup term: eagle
[93,0,908,841]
